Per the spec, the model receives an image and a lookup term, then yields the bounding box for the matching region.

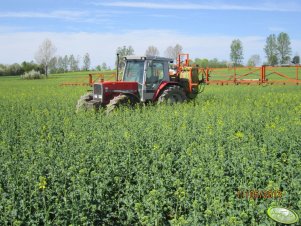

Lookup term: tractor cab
[122,56,172,102]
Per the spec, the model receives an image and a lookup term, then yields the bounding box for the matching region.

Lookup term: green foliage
[21,61,42,73]
[0,62,43,76]
[0,63,23,76]
[116,45,135,69]
[292,55,300,65]
[247,55,261,67]
[264,34,278,66]
[230,39,244,66]
[193,58,227,68]
[277,32,292,64]
[0,75,300,225]
[82,53,91,71]
[264,32,292,66]
[95,62,110,71]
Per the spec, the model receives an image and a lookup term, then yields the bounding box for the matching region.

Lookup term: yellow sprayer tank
[179,66,200,99]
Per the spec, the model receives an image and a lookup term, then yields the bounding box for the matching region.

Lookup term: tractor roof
[124,55,173,62]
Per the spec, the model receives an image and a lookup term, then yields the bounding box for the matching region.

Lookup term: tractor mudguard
[152,81,179,101]
[119,92,140,103]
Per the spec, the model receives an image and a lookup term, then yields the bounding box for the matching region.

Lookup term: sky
[0,0,301,68]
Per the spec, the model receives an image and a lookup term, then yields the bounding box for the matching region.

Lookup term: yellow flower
[235,131,244,139]
[153,144,159,150]
[38,176,47,190]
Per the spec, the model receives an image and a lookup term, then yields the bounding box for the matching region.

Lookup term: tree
[0,64,5,76]
[21,61,40,73]
[194,58,209,68]
[34,39,56,77]
[69,55,76,72]
[292,54,300,65]
[95,62,108,71]
[277,32,292,64]
[230,39,243,66]
[83,53,91,71]
[264,34,278,66]
[115,46,135,69]
[7,63,24,76]
[101,62,108,71]
[56,56,65,73]
[209,58,227,68]
[164,46,174,58]
[62,55,69,72]
[69,54,80,72]
[49,57,58,74]
[145,45,160,57]
[164,44,183,61]
[95,65,101,71]
[76,55,81,71]
[247,54,261,67]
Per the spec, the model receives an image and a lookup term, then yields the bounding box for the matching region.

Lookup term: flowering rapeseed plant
[38,176,47,190]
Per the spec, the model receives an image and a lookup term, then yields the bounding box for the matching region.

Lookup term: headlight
[93,94,102,99]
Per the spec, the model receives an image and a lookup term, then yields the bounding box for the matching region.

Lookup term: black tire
[106,94,138,114]
[76,93,93,112]
[158,85,187,104]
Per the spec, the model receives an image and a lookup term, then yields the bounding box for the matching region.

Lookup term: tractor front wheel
[158,85,187,104]
[106,94,138,114]
[76,93,93,112]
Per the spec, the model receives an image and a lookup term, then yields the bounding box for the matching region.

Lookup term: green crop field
[0,72,300,225]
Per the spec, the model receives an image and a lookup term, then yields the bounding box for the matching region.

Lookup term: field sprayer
[76,54,205,113]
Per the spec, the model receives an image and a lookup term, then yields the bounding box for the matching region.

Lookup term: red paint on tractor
[152,81,179,101]
[100,81,139,105]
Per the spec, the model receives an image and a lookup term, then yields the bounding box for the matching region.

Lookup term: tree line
[1,32,300,76]
[0,61,44,76]
[0,53,92,77]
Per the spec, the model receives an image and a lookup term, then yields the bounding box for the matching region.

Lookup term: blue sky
[1,0,301,67]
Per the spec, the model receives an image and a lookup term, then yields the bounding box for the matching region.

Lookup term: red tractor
[76,54,204,113]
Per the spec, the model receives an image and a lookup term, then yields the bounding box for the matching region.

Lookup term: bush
[21,70,44,79]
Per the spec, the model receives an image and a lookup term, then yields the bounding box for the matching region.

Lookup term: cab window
[146,61,164,88]
[123,61,144,83]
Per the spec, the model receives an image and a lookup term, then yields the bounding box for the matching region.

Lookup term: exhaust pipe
[116,53,119,81]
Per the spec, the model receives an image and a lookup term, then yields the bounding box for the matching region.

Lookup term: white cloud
[0,30,299,67]
[95,1,301,12]
[0,9,130,26]
[0,10,88,20]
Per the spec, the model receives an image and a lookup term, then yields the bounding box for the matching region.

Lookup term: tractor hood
[99,81,138,93]
[93,81,139,105]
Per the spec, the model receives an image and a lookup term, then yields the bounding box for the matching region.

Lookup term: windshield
[123,61,144,83]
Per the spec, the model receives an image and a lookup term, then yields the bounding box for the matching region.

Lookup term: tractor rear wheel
[76,92,93,112]
[106,94,138,114]
[158,85,187,104]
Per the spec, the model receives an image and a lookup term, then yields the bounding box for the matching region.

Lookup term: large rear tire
[158,85,187,104]
[106,94,138,114]
[76,93,93,112]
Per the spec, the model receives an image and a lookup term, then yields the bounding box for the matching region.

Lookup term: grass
[0,72,300,225]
